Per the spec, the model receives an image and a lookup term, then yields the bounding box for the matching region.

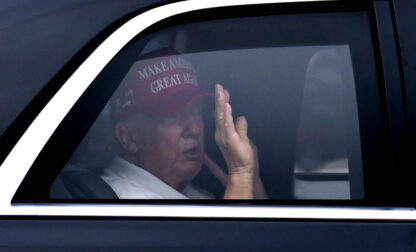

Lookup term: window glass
[57,45,362,200]
[14,5,387,202]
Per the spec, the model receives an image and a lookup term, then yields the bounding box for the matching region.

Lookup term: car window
[13,3,388,203]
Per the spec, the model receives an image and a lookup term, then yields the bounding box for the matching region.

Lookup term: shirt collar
[111,156,188,199]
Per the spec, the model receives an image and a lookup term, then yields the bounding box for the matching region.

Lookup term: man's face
[131,101,204,188]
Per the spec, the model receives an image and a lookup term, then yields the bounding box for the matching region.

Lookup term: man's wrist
[224,172,254,199]
[228,172,254,185]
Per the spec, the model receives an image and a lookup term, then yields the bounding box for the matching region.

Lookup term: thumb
[236,116,248,140]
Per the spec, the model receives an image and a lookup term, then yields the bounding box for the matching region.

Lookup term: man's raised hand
[214,84,256,199]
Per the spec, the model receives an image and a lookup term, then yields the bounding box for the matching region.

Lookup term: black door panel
[0,218,415,251]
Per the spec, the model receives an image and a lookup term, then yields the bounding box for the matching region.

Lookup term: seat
[50,167,117,199]
[50,103,118,199]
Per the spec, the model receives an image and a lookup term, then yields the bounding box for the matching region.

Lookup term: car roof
[0,0,164,137]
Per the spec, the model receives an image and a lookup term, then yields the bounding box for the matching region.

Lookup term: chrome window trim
[4,0,410,221]
[36,205,416,221]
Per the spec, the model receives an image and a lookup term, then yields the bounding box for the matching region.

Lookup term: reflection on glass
[52,46,363,200]
[294,47,358,199]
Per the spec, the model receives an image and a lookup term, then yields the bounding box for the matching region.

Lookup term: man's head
[111,50,211,190]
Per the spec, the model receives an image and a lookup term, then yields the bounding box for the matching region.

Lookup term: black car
[1,0,416,250]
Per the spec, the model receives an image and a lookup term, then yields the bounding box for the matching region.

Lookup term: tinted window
[14,3,388,203]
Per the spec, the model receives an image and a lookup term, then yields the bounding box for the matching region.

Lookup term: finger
[236,116,249,140]
[250,140,258,157]
[250,140,260,169]
[224,89,230,104]
[215,84,225,130]
[204,153,228,186]
[224,103,237,137]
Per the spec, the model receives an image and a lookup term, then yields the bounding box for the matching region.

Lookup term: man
[102,50,267,199]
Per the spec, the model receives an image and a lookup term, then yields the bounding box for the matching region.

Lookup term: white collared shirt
[101,156,214,199]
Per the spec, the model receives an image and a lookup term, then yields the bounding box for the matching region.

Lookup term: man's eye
[162,115,181,124]
[193,110,202,117]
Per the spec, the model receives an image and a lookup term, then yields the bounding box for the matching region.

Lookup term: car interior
[47,13,368,201]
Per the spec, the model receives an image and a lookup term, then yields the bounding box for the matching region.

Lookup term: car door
[1,0,415,250]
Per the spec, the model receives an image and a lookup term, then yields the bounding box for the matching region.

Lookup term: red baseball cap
[111,49,213,120]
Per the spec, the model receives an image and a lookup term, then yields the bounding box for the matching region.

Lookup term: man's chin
[180,161,203,180]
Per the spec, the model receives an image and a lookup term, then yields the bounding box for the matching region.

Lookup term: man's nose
[182,114,202,138]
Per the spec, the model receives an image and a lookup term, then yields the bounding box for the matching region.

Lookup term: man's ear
[115,121,138,154]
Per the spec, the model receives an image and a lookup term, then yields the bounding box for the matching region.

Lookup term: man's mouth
[183,146,201,159]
